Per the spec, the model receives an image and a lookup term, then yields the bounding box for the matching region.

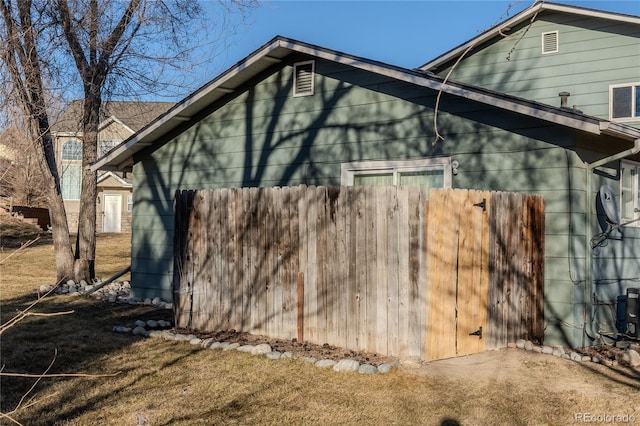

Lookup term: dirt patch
[174,328,399,366]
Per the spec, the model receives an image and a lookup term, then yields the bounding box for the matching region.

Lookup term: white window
[541,31,559,54]
[293,61,314,97]
[127,194,133,212]
[61,139,82,200]
[99,140,119,157]
[341,158,452,194]
[621,160,640,225]
[610,83,640,121]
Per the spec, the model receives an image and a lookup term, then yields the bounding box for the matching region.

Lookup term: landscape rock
[315,359,337,369]
[516,339,526,349]
[541,346,553,355]
[301,356,317,364]
[199,338,215,348]
[132,326,149,337]
[333,359,360,373]
[377,362,398,374]
[532,346,542,353]
[620,349,640,367]
[570,352,581,361]
[507,342,516,348]
[358,364,378,375]
[237,345,255,353]
[281,352,296,359]
[152,297,162,306]
[189,338,203,345]
[251,343,272,355]
[223,342,240,351]
[265,351,282,360]
[524,341,533,351]
[134,320,146,328]
[209,342,223,350]
[146,320,158,328]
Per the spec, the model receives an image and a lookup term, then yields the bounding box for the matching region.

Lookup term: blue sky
[189,0,639,93]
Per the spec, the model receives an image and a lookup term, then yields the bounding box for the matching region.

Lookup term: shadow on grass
[0,292,175,424]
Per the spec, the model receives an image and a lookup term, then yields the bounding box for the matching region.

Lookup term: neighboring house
[53,101,173,233]
[420,2,640,128]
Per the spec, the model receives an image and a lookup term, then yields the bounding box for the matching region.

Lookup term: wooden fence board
[173,185,544,360]
[386,187,400,356]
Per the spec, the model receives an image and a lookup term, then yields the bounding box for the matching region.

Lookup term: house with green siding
[93,2,640,350]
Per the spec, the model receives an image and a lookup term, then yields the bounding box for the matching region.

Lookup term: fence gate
[174,186,544,361]
[424,189,545,361]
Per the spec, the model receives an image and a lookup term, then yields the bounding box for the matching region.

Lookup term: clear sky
[187,0,639,95]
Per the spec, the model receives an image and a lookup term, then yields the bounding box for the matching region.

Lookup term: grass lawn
[1,233,639,425]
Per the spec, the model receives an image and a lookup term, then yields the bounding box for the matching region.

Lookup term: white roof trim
[91,35,640,172]
[97,171,132,187]
[420,1,640,71]
[99,116,135,134]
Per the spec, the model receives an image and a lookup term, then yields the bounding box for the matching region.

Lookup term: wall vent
[542,31,559,54]
[293,61,314,97]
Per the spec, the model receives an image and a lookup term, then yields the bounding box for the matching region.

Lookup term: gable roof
[97,171,132,187]
[92,35,640,172]
[52,100,174,134]
[419,1,640,72]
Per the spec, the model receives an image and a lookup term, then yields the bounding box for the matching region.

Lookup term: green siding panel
[436,12,640,123]
[127,57,638,350]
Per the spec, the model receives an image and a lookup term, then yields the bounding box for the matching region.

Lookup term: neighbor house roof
[92,35,640,172]
[52,100,174,134]
[419,1,640,72]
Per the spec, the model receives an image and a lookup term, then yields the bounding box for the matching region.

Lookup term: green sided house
[93,5,640,351]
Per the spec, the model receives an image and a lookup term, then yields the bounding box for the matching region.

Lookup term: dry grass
[1,234,639,425]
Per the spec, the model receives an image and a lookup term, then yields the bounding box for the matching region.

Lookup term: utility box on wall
[627,288,639,339]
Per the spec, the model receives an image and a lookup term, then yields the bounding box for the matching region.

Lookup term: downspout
[583,138,640,345]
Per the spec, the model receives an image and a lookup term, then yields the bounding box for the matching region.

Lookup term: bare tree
[0,125,48,207]
[0,0,75,281]
[1,0,256,282]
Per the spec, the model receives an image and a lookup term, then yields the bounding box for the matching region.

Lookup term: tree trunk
[29,120,75,282]
[74,91,99,282]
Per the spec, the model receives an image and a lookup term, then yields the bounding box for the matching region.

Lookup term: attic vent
[542,31,559,54]
[293,61,314,97]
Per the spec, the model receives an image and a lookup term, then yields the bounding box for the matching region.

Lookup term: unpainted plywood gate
[173,186,544,361]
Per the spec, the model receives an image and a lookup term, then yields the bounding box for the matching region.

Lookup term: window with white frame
[61,139,82,200]
[610,83,640,121]
[341,158,452,194]
[127,194,133,212]
[99,140,119,157]
[621,160,640,225]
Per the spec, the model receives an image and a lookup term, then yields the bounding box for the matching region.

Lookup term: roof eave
[91,35,637,173]
[419,2,640,71]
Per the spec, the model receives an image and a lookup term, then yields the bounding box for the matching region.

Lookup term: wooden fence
[174,186,544,361]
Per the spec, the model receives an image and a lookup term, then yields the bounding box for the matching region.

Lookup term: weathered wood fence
[174,186,544,361]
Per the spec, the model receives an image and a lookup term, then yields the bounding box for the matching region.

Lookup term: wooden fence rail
[174,185,544,361]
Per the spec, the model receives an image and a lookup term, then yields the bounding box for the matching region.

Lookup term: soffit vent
[294,61,314,97]
[542,31,559,54]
